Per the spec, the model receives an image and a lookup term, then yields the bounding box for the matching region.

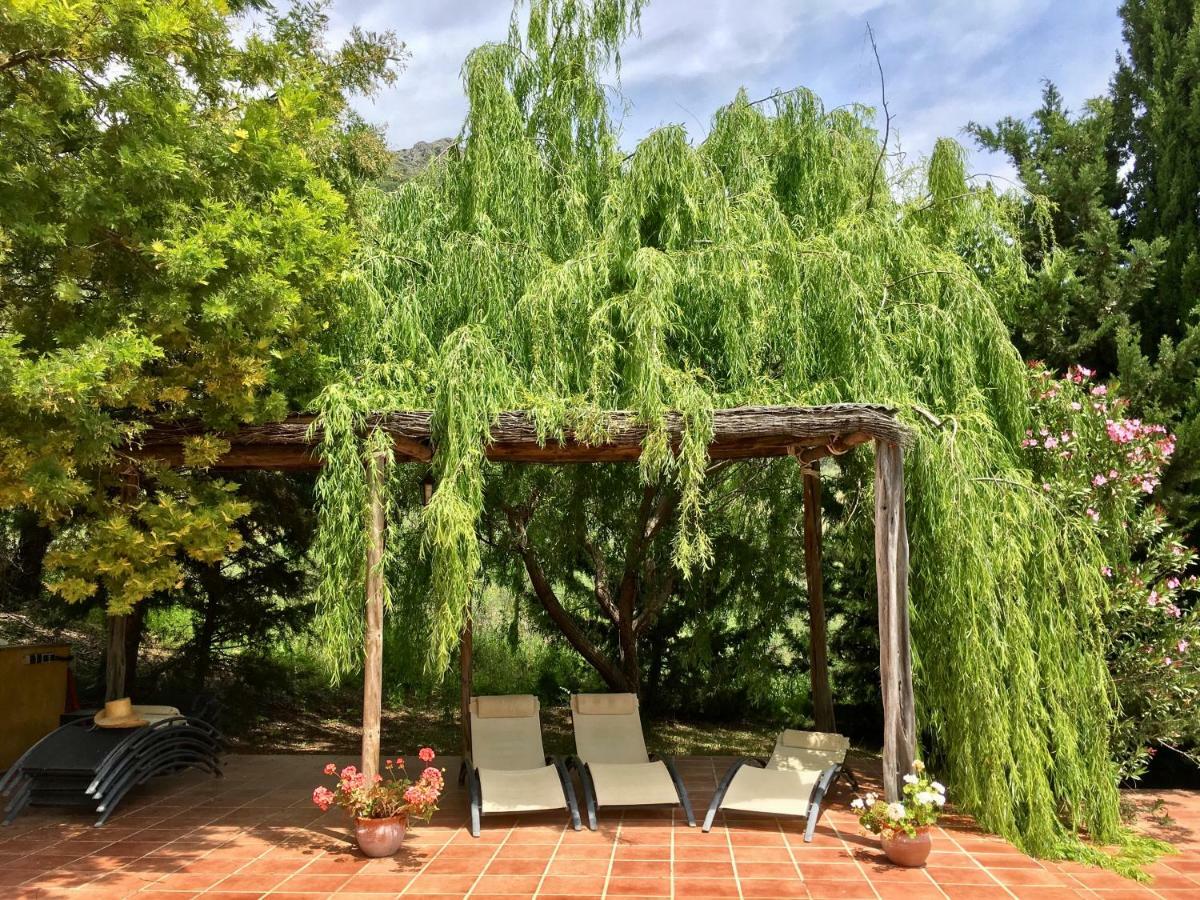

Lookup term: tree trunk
[123,601,147,698]
[105,614,127,701]
[11,511,51,604]
[616,575,641,694]
[194,569,221,691]
[361,451,388,782]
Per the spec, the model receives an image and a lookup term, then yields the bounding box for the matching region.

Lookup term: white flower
[902,774,919,785]
[915,791,934,805]
[850,798,864,809]
[863,792,878,805]
[931,781,946,794]
[886,802,907,820]
[912,760,925,773]
[932,794,946,807]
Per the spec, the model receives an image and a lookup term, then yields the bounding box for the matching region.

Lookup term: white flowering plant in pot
[851,761,946,838]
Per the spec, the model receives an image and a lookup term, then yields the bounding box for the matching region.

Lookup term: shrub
[1024,365,1199,779]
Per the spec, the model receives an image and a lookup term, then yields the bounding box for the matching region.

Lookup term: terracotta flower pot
[354,814,407,857]
[880,827,932,867]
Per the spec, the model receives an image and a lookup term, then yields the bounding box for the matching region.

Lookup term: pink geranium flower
[418,747,436,763]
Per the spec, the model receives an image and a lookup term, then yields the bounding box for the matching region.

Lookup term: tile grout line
[720,810,745,900]
[828,812,883,900]
[531,818,569,899]
[399,822,470,896]
[600,808,623,900]
[936,828,1020,899]
[775,814,805,886]
[462,817,516,898]
[669,802,676,900]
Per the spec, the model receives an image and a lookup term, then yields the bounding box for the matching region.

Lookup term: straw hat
[94,698,148,729]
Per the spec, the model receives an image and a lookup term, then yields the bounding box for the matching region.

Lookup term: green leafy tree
[1112,0,1200,346]
[308,0,1163,873]
[0,1,401,618]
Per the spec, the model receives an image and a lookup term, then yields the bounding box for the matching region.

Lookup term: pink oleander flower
[1086,508,1100,522]
[1101,566,1113,577]
[1179,640,1190,654]
[1091,384,1107,396]
[1092,474,1108,487]
[1070,401,1082,411]
[1167,577,1181,590]
[1044,436,1059,449]
[418,747,435,763]
[1166,604,1182,619]
[1148,591,1159,606]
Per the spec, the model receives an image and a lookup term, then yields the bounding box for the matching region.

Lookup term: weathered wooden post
[361,450,389,782]
[459,615,473,760]
[801,465,836,734]
[874,440,915,800]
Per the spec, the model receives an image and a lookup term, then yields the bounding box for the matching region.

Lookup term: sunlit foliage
[312,0,1163,872]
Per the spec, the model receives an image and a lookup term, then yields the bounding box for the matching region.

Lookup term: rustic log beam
[801,465,836,734]
[361,450,389,782]
[874,440,915,801]
[129,405,907,470]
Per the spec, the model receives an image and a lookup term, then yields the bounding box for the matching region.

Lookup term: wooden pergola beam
[129,405,907,469]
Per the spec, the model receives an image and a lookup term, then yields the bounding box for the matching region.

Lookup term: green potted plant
[312,749,443,857]
[852,761,945,866]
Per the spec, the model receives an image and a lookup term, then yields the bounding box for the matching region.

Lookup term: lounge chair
[568,693,695,829]
[0,705,224,826]
[462,694,581,837]
[703,729,851,841]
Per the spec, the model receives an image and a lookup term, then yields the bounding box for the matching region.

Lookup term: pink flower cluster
[311,749,444,823]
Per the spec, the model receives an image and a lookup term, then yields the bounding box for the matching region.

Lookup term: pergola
[129,402,916,800]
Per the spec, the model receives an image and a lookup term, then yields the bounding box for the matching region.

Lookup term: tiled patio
[2,754,1197,899]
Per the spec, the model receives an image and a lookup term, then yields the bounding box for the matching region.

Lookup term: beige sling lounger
[703,729,852,841]
[462,694,580,837]
[569,693,695,828]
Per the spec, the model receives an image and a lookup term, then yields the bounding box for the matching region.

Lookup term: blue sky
[328,1,1125,180]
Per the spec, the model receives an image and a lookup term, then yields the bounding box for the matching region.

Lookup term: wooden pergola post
[459,614,473,759]
[801,465,836,734]
[361,450,389,782]
[874,440,915,801]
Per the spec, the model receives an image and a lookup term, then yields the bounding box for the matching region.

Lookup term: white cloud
[333,0,1122,178]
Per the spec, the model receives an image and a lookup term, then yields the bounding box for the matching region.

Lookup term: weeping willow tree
[309,0,1164,872]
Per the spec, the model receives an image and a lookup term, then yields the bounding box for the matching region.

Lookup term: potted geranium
[312,749,443,857]
[851,761,945,866]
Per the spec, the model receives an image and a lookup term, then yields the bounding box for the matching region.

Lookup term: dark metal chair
[1,710,224,826]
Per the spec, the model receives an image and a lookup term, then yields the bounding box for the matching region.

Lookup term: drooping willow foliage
[310,0,1164,871]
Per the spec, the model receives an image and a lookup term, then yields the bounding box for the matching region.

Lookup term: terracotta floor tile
[940,886,1014,900]
[469,873,543,893]
[873,884,950,899]
[338,872,416,892]
[545,857,610,876]
[605,875,673,896]
[928,864,1000,885]
[671,876,743,898]
[610,858,670,877]
[737,860,801,879]
[402,872,479,894]
[211,871,287,892]
[674,860,736,878]
[538,874,608,894]
[739,876,810,898]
